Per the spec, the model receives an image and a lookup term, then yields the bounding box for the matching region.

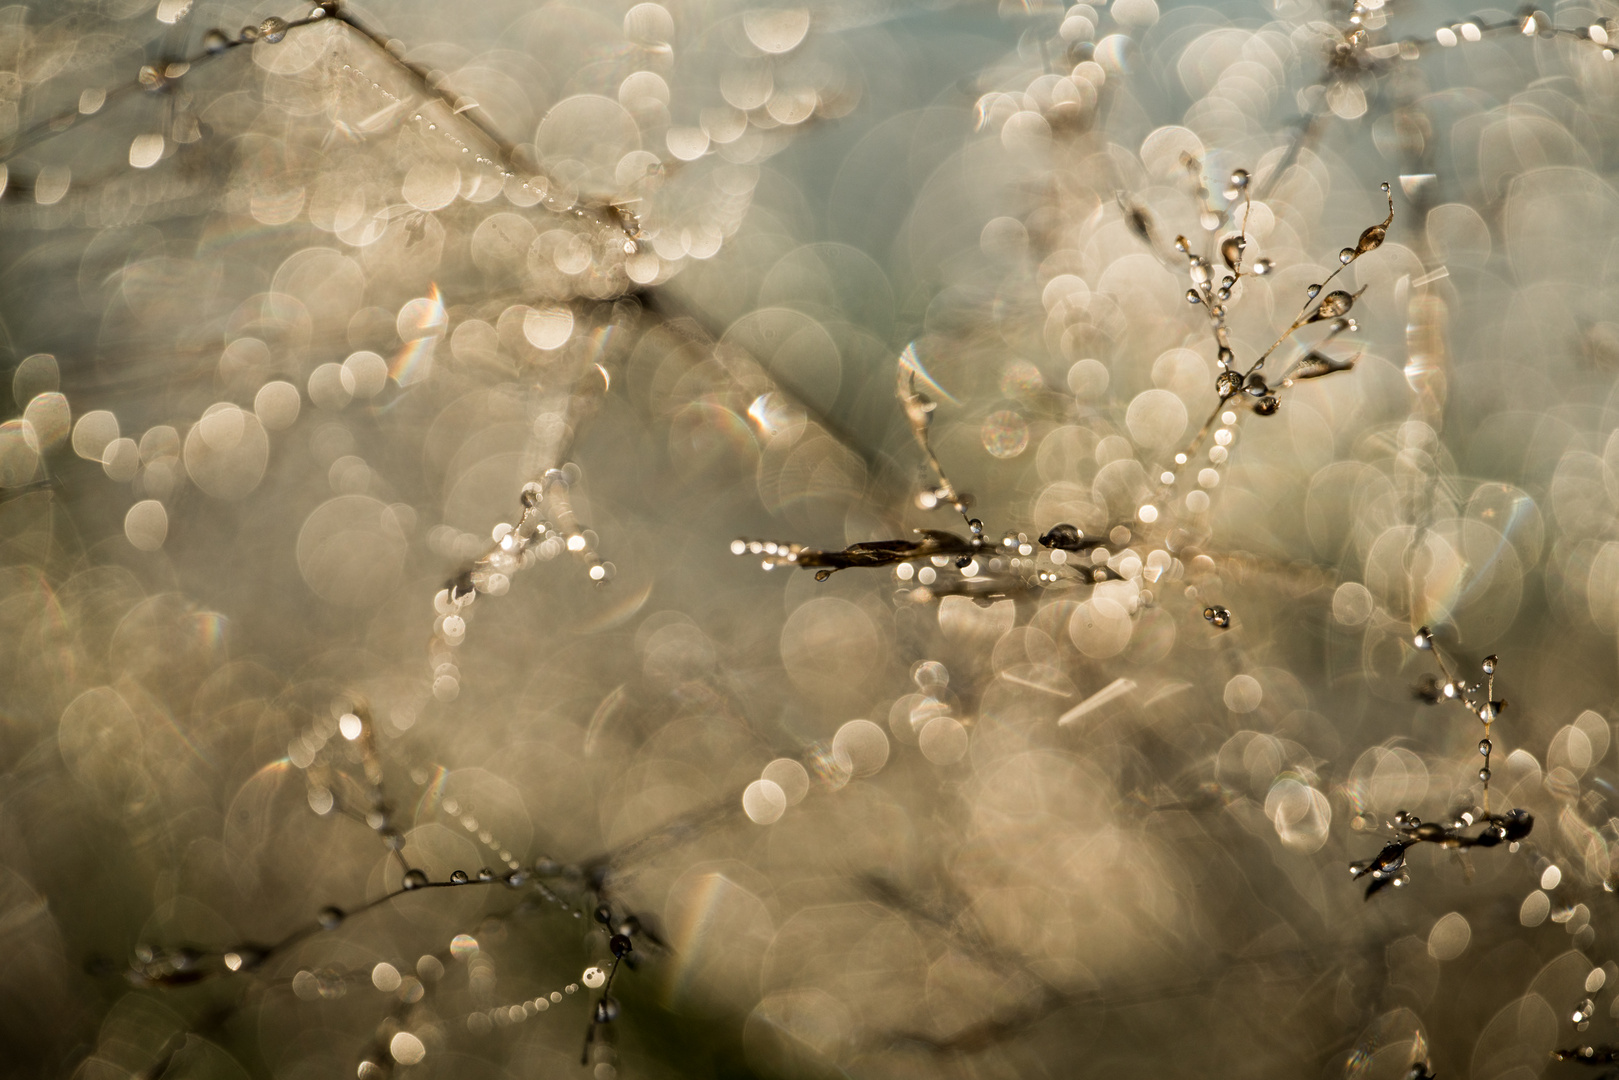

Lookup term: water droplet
[594,997,619,1023]
[1306,283,1322,299]
[1252,258,1273,275]
[1220,235,1245,271]
[1203,605,1232,629]
[1186,289,1201,304]
[402,869,429,890]
[1311,290,1356,321]
[449,870,469,884]
[1413,627,1434,650]
[610,934,633,958]
[1339,247,1355,264]
[1229,168,1250,190]
[1479,738,1492,756]
[1173,235,1189,253]
[1478,767,1491,783]
[1216,372,1242,398]
[1254,395,1279,416]
[318,906,344,930]
[258,16,288,42]
[1482,654,1497,674]
[1479,700,1504,720]
[203,29,230,53]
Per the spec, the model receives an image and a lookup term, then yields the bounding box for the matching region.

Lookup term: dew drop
[258,15,288,42]
[402,869,429,890]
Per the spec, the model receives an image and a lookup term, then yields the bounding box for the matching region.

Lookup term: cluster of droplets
[1348,805,1534,898]
[1329,0,1617,74]
[400,863,530,892]
[345,935,496,1076]
[895,523,1049,596]
[1176,169,1282,414]
[201,2,339,57]
[431,473,608,698]
[1413,626,1505,791]
[731,536,805,571]
[1041,521,1197,619]
[4,355,324,556]
[1426,12,1616,61]
[736,511,1207,616]
[1345,0,1391,31]
[1138,179,1394,535]
[394,106,642,251]
[466,977,582,1035]
[915,484,969,515]
[282,703,439,879]
[1154,408,1241,520]
[286,707,390,818]
[436,794,528,877]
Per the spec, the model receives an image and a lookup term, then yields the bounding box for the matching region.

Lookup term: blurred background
[1,0,1618,1076]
